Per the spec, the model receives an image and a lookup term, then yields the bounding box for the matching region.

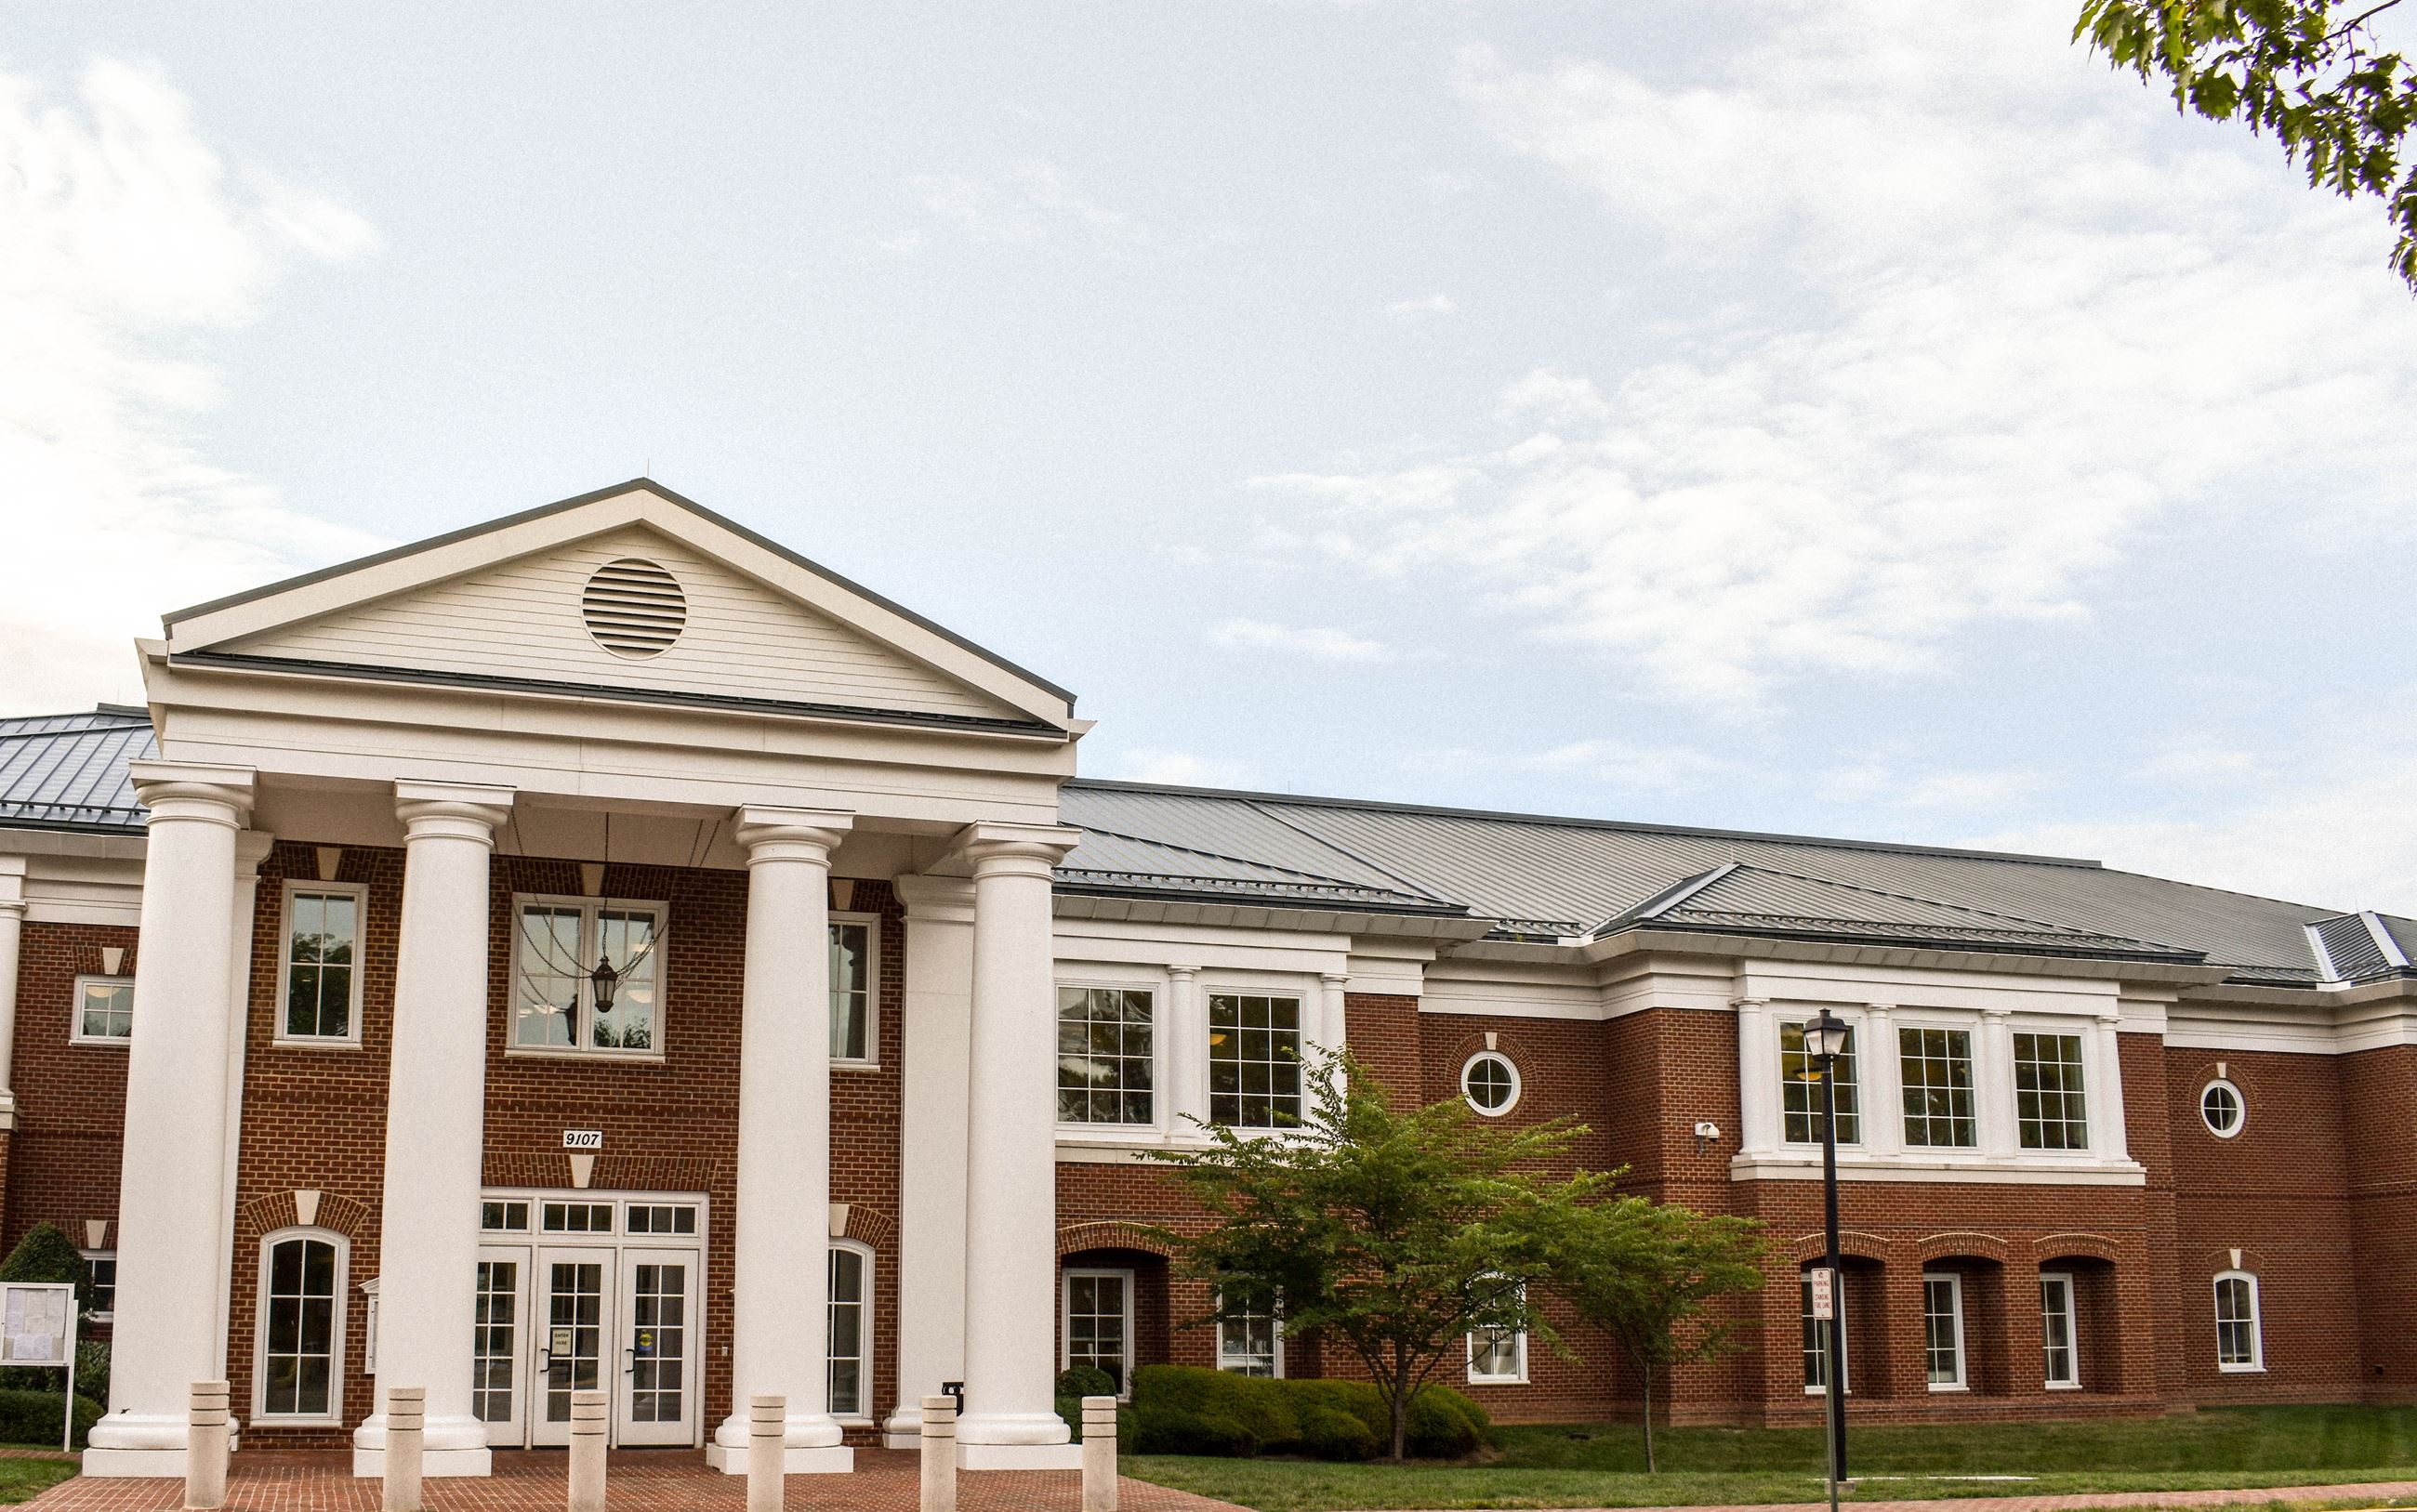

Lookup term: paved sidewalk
[1369,1481,2417,1512]
[20,1448,1248,1511]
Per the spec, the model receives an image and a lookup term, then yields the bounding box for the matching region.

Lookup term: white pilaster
[85,762,255,1478]
[2090,1010,2130,1161]
[1977,1006,2019,1158]
[352,782,512,1479]
[1166,965,1205,1133]
[0,857,25,1128]
[1733,998,1778,1157]
[214,832,274,1384]
[954,822,1082,1470]
[884,874,976,1448]
[708,807,855,1475]
[1862,1005,1904,1159]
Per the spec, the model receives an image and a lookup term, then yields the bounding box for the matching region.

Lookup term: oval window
[1461,1051,1521,1116]
[2200,1080,2245,1138]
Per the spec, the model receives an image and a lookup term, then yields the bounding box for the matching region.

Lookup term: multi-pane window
[81,1251,115,1319]
[510,898,665,1055]
[541,1202,614,1234]
[1461,1052,1520,1115]
[1467,1282,1528,1385]
[73,977,134,1044]
[627,1261,687,1424]
[1923,1272,1966,1388]
[626,1203,697,1236]
[1899,1027,1976,1148]
[1781,1020,1859,1144]
[281,887,362,1041]
[473,1259,518,1422]
[2014,1032,2091,1150]
[1208,993,1303,1128]
[1057,987,1155,1125]
[481,1200,531,1233]
[2214,1271,2263,1371]
[830,920,874,1061]
[828,1245,869,1417]
[1801,1270,1846,1391]
[1064,1270,1134,1394]
[1216,1289,1281,1378]
[260,1234,340,1418]
[2040,1272,2080,1388]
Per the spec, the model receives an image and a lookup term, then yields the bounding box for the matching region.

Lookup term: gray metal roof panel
[0,706,153,832]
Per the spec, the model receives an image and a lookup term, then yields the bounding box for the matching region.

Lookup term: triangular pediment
[162,481,1073,734]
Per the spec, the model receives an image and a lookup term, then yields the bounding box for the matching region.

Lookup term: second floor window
[1208,993,1302,1128]
[2014,1032,2090,1150]
[1898,1027,1976,1148]
[511,898,666,1055]
[1057,987,1155,1125]
[830,920,874,1061]
[1781,1019,1859,1144]
[281,887,363,1042]
[73,976,134,1045]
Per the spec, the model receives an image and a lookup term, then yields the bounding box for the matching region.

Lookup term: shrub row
[0,1388,102,1449]
[1121,1364,1488,1461]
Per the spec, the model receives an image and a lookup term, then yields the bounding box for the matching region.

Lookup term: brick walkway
[20,1448,1247,1511]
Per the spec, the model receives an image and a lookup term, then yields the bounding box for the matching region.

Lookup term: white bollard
[184,1381,230,1510]
[1080,1396,1118,1512]
[918,1394,957,1512]
[746,1394,785,1512]
[568,1388,608,1512]
[383,1386,425,1512]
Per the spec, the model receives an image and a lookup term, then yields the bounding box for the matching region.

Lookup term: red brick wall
[2344,1044,2417,1402]
[5,921,138,1267]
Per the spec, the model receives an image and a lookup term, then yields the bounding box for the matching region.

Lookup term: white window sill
[2045,1380,2082,1390]
[832,1058,881,1072]
[1928,1382,1969,1393]
[271,1036,363,1052]
[2218,1362,2265,1374]
[1735,1150,2146,1187]
[1467,1375,1526,1387]
[68,1037,130,1050]
[504,1046,667,1066]
[253,1414,342,1428]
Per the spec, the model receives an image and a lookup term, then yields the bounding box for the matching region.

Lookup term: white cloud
[2136,744,2266,787]
[1899,768,2047,810]
[0,60,382,712]
[1103,748,1255,788]
[1404,738,1736,795]
[1252,6,2417,711]
[1385,294,1455,318]
[905,159,1145,249]
[1210,617,1391,663]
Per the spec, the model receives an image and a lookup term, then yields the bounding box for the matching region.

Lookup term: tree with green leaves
[1145,1050,1608,1461]
[1548,1197,1767,1473]
[0,1224,92,1320]
[2077,0,2417,289]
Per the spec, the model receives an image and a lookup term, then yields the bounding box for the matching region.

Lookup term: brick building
[0,480,2407,1481]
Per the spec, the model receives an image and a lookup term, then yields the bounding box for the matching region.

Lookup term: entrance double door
[476,1244,699,1448]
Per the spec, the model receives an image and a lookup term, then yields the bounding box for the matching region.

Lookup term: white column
[1862,1005,1904,1160]
[1733,997,1779,1157]
[1166,966,1204,1133]
[352,782,512,1479]
[1977,1007,2020,1159]
[0,856,25,1126]
[885,874,976,1447]
[214,833,274,1384]
[2090,1010,2131,1162]
[86,762,254,1477]
[953,822,1081,1470]
[708,807,855,1474]
[1316,971,1350,1112]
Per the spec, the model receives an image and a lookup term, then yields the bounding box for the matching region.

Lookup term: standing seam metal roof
[0,707,153,831]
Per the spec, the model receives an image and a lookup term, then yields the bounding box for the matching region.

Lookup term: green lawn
[1127,1404,2417,1511]
[0,1456,76,1505]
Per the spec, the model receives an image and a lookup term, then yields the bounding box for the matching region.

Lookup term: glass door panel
[474,1248,530,1446]
[532,1248,613,1447]
[616,1249,697,1445]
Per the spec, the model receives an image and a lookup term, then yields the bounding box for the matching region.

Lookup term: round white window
[2200,1079,2245,1138]
[1461,1052,1521,1116]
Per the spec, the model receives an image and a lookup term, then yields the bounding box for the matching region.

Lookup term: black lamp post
[1803,1006,1852,1504]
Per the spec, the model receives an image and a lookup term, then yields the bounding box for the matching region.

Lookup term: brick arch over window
[837,1203,894,1250]
[2201,1246,2268,1274]
[2035,1230,2121,1263]
[237,1190,371,1242]
[1057,1219,1200,1258]
[1789,1229,1892,1262]
[1917,1230,2009,1264]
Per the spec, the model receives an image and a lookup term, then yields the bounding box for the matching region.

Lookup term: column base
[958,1441,1082,1470]
[703,1443,855,1474]
[350,1446,493,1479]
[80,1447,190,1479]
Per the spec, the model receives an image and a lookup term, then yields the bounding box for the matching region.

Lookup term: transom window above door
[510,897,667,1057]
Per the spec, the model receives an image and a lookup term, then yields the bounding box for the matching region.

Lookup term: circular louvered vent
[582,559,687,658]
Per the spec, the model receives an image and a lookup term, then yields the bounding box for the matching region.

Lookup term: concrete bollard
[383,1386,425,1512]
[568,1388,608,1512]
[184,1381,230,1510]
[1080,1396,1118,1512]
[746,1394,785,1512]
[918,1394,957,1512]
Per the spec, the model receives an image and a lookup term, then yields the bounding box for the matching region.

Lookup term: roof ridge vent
[582,558,687,659]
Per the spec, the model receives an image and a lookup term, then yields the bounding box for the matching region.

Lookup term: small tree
[1549,1197,1767,1473]
[1147,1050,1606,1460]
[0,1223,92,1319]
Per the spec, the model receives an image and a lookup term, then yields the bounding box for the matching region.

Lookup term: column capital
[892,873,974,923]
[949,822,1081,878]
[234,830,276,874]
[734,807,853,865]
[1167,964,1200,980]
[1320,970,1350,988]
[130,761,256,828]
[394,781,514,845]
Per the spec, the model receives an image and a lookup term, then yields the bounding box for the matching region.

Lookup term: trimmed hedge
[1127,1365,1488,1460]
[1056,1366,1116,1400]
[0,1388,101,1449]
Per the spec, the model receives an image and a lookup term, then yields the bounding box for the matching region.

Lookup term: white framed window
[626,1203,698,1236]
[2200,1080,2246,1138]
[830,915,878,1064]
[2040,1271,2080,1388]
[1216,1288,1283,1378]
[1063,1268,1136,1397]
[509,896,667,1057]
[276,883,366,1045]
[2013,1032,2091,1150]
[71,976,134,1045]
[541,1202,614,1234]
[1781,1019,1859,1145]
[1898,1026,1976,1148]
[1922,1271,1967,1390]
[255,1228,347,1423]
[1801,1269,1848,1393]
[2214,1270,2264,1372]
[1466,1285,1529,1386]
[1057,986,1156,1126]
[828,1242,873,1419]
[1461,1051,1521,1116]
[1208,993,1303,1128]
[480,1200,531,1233]
[80,1250,115,1321]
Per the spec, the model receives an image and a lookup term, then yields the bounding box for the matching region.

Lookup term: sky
[4,2,2415,914]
